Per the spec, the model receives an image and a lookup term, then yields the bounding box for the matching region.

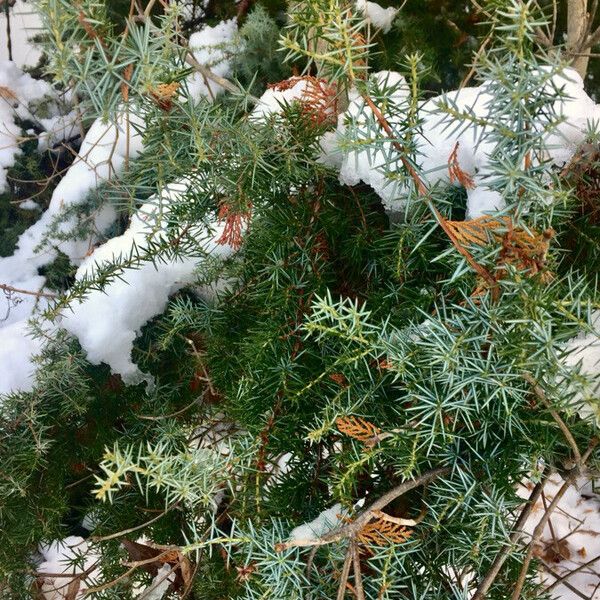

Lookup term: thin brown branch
[351,542,365,600]
[277,466,449,550]
[371,507,426,526]
[336,547,353,600]
[523,373,582,465]
[0,283,57,299]
[184,52,259,102]
[90,504,175,542]
[539,562,591,600]
[472,479,546,600]
[545,552,600,593]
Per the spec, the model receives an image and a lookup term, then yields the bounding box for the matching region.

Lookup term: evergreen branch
[360,91,498,292]
[276,466,449,550]
[472,478,547,600]
[523,373,582,465]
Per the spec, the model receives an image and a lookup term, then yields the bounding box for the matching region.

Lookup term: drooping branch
[360,92,498,293]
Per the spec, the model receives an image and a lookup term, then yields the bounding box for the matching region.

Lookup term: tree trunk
[567,0,590,78]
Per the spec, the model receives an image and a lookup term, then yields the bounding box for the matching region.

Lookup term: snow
[355,0,399,33]
[289,503,348,542]
[36,536,100,599]
[519,475,600,599]
[186,18,238,99]
[139,564,174,600]
[19,198,39,210]
[334,68,600,218]
[0,319,43,394]
[0,19,239,395]
[337,70,411,206]
[562,310,600,426]
[60,181,237,386]
[0,0,43,69]
[250,78,314,122]
[0,60,60,192]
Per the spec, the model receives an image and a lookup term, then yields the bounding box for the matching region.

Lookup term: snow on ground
[563,311,600,426]
[519,475,600,599]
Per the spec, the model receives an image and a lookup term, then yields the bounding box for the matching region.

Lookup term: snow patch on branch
[333,68,600,218]
[60,182,237,386]
[355,0,399,33]
[0,61,66,192]
[289,503,348,542]
[187,18,238,99]
[0,19,240,394]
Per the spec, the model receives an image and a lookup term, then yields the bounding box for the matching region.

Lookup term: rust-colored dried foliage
[357,517,412,547]
[217,202,252,250]
[121,64,133,102]
[148,82,180,112]
[448,142,475,189]
[329,372,348,387]
[268,76,338,126]
[445,215,554,296]
[336,416,380,443]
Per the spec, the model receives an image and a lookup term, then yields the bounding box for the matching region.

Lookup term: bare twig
[184,52,259,103]
[545,552,600,594]
[509,439,599,600]
[90,504,175,542]
[472,479,546,600]
[0,283,57,299]
[352,542,365,600]
[336,548,353,600]
[277,466,449,550]
[523,373,582,465]
[539,562,591,600]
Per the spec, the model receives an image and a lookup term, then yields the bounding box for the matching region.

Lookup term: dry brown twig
[277,467,447,600]
[471,479,547,600]
[276,466,449,552]
[509,438,599,600]
[0,283,57,299]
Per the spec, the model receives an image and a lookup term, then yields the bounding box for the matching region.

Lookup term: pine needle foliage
[0,1,599,599]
